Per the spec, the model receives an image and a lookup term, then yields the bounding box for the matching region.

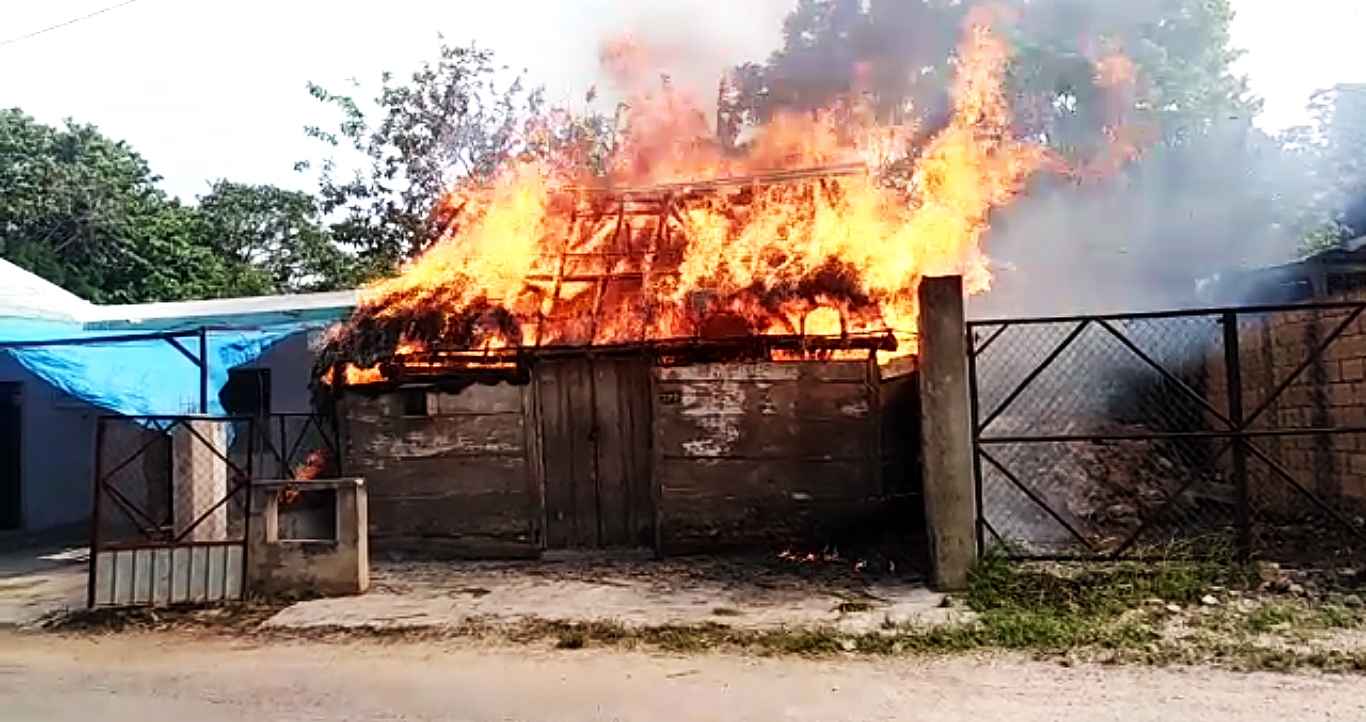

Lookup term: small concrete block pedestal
[246,478,369,598]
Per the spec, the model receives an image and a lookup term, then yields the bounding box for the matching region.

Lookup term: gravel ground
[2,631,1363,722]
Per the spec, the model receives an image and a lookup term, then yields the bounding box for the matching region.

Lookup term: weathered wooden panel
[537,357,654,549]
[800,361,873,383]
[348,414,526,459]
[432,382,524,416]
[654,416,871,460]
[657,363,801,382]
[657,459,875,503]
[360,457,528,498]
[368,492,535,539]
[593,358,654,548]
[653,369,875,460]
[650,359,882,554]
[341,393,387,423]
[656,459,876,553]
[538,359,593,547]
[372,536,540,560]
[795,383,874,420]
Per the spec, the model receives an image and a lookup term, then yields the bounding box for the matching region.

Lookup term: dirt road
[1,632,1362,721]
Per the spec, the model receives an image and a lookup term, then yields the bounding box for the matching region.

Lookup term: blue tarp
[0,318,319,418]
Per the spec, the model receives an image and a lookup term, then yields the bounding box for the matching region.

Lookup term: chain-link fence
[968,302,1366,564]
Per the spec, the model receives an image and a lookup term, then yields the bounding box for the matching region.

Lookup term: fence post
[86,417,107,609]
[1222,311,1252,561]
[917,275,978,591]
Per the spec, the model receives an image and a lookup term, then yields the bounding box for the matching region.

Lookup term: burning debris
[313,10,1130,388]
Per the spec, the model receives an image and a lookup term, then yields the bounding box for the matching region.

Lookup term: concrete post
[171,419,229,542]
[916,275,978,592]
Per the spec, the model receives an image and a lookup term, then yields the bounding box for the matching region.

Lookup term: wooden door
[536,358,653,549]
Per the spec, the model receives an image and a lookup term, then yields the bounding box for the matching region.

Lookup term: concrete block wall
[1205,300,1366,516]
[341,382,540,558]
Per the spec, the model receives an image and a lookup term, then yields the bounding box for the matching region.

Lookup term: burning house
[311,15,1044,560]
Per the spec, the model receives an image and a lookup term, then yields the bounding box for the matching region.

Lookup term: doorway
[0,383,22,530]
[535,357,653,550]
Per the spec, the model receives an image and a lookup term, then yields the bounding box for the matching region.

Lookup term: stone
[1288,583,1306,597]
[1200,595,1219,606]
[1344,594,1364,609]
[1165,604,1182,614]
[1256,562,1282,584]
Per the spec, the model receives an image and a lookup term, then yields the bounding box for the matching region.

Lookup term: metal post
[1222,311,1251,561]
[198,327,210,415]
[966,326,985,557]
[86,417,107,609]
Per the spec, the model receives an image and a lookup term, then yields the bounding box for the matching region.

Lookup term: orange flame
[334,10,1066,379]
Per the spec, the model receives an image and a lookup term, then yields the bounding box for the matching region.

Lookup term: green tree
[1283,84,1366,248]
[0,108,230,304]
[195,180,361,296]
[298,42,548,275]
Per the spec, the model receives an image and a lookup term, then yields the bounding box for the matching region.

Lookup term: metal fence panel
[968,302,1366,563]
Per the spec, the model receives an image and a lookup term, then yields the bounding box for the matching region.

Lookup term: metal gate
[89,416,255,607]
[967,301,1366,562]
[86,413,344,608]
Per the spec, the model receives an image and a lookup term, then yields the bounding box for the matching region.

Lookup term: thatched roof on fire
[315,164,902,386]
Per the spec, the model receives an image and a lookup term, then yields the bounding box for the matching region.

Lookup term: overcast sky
[1,0,1362,201]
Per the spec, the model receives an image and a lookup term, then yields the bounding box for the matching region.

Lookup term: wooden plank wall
[652,361,882,554]
[341,382,539,558]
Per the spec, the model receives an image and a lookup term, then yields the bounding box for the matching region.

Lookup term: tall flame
[331,9,1059,381]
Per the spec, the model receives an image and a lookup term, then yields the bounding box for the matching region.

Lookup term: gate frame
[967,299,1366,561]
[85,411,345,608]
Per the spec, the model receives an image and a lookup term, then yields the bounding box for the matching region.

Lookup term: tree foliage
[1282,84,1366,249]
[196,181,361,296]
[299,42,547,276]
[0,109,227,304]
[0,109,358,305]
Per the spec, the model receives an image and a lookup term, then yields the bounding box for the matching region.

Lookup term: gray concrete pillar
[171,419,229,542]
[917,275,978,592]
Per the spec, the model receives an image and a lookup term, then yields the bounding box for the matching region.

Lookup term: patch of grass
[1319,604,1362,629]
[966,543,1237,620]
[1246,602,1297,632]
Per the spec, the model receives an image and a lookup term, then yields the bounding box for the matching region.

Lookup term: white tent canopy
[0,259,97,323]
